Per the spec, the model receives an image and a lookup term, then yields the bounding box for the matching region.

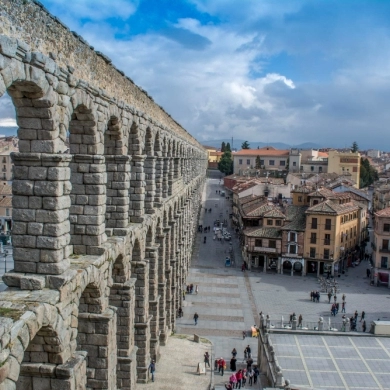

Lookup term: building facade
[328,150,361,188]
[373,208,390,287]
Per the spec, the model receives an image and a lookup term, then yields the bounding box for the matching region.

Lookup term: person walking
[231,348,237,358]
[248,367,254,386]
[360,311,365,322]
[328,291,332,304]
[218,357,226,376]
[342,301,346,313]
[354,310,358,322]
[195,285,199,294]
[194,312,199,325]
[230,356,237,372]
[148,359,156,382]
[362,320,367,332]
[235,369,243,389]
[342,293,346,302]
[229,373,237,388]
[244,345,251,359]
[204,351,210,368]
[298,314,303,328]
[253,365,260,384]
[246,356,254,370]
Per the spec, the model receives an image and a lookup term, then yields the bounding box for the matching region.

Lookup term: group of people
[310,291,321,302]
[204,208,212,213]
[198,224,211,233]
[220,346,259,389]
[186,284,198,294]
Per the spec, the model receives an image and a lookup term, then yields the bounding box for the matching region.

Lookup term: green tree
[255,155,261,169]
[241,141,250,149]
[221,141,226,152]
[351,141,359,153]
[218,150,233,175]
[225,142,231,152]
[359,157,378,187]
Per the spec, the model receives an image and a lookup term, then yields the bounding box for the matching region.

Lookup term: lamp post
[3,250,8,273]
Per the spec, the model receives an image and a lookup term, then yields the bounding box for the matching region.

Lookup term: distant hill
[202,139,322,150]
[0,127,17,137]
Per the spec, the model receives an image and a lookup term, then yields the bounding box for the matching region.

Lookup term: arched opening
[154,131,163,205]
[68,104,106,256]
[77,282,117,390]
[109,253,137,389]
[104,115,131,230]
[128,122,145,223]
[144,127,155,214]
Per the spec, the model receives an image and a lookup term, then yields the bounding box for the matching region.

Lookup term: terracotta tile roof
[291,186,314,194]
[375,207,390,217]
[0,185,11,196]
[318,152,329,157]
[263,208,286,219]
[234,148,289,156]
[282,206,308,231]
[306,200,360,215]
[244,227,282,238]
[0,197,12,207]
[245,203,275,217]
[308,188,335,198]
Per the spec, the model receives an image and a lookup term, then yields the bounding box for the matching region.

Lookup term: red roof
[235,147,289,156]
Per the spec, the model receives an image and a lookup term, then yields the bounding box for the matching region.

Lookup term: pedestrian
[354,310,358,321]
[311,291,314,301]
[235,369,243,389]
[149,359,156,382]
[194,312,199,325]
[342,294,346,302]
[298,314,303,328]
[231,348,237,358]
[360,311,365,322]
[246,356,253,370]
[190,284,194,293]
[229,373,237,387]
[242,369,247,388]
[253,365,259,384]
[178,306,183,318]
[362,320,366,332]
[367,268,371,278]
[241,263,245,272]
[230,356,237,372]
[195,285,199,294]
[244,345,251,359]
[336,302,339,314]
[328,291,332,304]
[218,357,225,376]
[342,301,346,313]
[316,291,320,302]
[334,294,337,303]
[248,367,254,386]
[204,351,210,368]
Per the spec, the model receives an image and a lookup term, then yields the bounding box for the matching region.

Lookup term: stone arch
[104,108,131,230]
[144,127,156,214]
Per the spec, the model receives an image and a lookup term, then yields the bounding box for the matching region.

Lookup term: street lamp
[3,250,8,273]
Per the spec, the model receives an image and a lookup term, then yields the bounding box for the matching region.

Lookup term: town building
[233,147,289,174]
[289,148,329,174]
[373,207,390,287]
[327,150,361,188]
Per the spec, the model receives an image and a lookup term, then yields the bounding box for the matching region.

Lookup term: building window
[293,162,297,166]
[267,219,273,226]
[324,234,330,246]
[312,218,317,229]
[5,209,9,217]
[319,167,322,172]
[325,219,331,230]
[275,220,281,226]
[239,159,243,165]
[310,232,317,244]
[383,239,389,251]
[298,196,302,202]
[280,161,286,166]
[384,224,390,232]
[311,166,314,171]
[324,249,330,260]
[289,245,297,254]
[309,247,316,258]
[381,256,388,268]
[269,160,275,166]
[247,159,250,165]
[269,240,277,249]
[313,200,319,205]
[260,160,264,166]
[255,239,262,247]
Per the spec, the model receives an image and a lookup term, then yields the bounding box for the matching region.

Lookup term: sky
[2,0,390,149]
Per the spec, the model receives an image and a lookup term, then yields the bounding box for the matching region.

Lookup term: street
[176,174,390,389]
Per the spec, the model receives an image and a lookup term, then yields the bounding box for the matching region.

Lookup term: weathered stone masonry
[0,1,207,389]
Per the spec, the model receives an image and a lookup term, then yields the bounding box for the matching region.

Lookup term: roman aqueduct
[0,1,207,388]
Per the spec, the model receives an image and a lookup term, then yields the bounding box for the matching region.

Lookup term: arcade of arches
[0,2,207,389]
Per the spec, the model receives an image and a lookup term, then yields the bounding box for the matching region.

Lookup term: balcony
[324,240,331,246]
[380,247,390,253]
[310,239,317,244]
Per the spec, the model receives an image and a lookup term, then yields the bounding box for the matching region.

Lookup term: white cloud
[0,118,17,127]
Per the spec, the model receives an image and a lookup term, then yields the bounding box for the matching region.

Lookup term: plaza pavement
[176,175,390,389]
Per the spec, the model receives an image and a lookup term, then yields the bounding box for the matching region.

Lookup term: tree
[351,141,359,153]
[225,142,231,152]
[218,150,233,175]
[360,157,378,188]
[255,155,261,169]
[241,141,250,149]
[221,141,226,152]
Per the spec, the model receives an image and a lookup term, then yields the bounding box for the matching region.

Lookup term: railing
[380,247,390,253]
[310,239,317,244]
[268,320,349,332]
